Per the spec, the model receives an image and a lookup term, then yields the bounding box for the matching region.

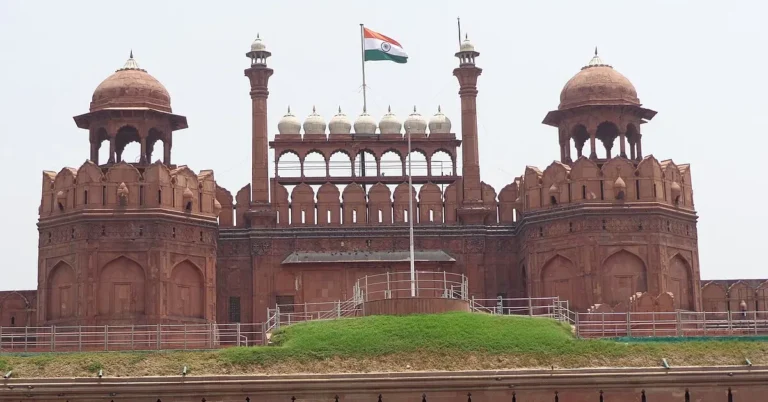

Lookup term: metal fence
[0,323,265,352]
[354,271,468,302]
[575,310,768,338]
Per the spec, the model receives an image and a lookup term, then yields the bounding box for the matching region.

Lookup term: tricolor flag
[363,27,408,64]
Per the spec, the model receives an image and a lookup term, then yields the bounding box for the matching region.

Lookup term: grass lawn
[1,312,766,378]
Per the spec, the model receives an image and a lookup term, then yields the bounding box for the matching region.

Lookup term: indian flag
[363,27,408,64]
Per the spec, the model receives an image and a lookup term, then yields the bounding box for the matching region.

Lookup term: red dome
[90,55,171,113]
[558,53,639,110]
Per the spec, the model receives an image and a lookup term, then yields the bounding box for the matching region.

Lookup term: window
[10,316,15,326]
[635,180,640,200]
[599,181,604,200]
[139,185,144,206]
[275,295,295,312]
[404,209,408,223]
[301,210,306,224]
[228,297,241,323]
[102,185,107,205]
[158,189,162,204]
[581,185,586,199]
[327,210,331,223]
[199,191,203,212]
[429,209,434,222]
[84,189,88,205]
[352,210,357,223]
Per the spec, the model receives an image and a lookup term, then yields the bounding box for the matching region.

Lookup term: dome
[91,52,171,113]
[379,106,402,135]
[303,106,326,135]
[353,110,377,134]
[558,49,639,111]
[277,106,301,135]
[614,176,627,189]
[459,35,475,53]
[250,34,267,52]
[428,106,451,134]
[329,107,352,135]
[404,106,427,135]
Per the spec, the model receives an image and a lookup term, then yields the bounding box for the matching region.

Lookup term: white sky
[1,0,766,290]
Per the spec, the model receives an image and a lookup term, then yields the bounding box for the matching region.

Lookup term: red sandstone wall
[0,290,37,328]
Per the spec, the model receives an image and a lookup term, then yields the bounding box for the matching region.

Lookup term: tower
[243,35,277,227]
[38,53,219,326]
[453,35,492,224]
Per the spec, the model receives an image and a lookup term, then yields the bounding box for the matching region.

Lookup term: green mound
[1,312,767,378]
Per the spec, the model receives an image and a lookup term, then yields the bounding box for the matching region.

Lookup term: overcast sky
[0,1,766,290]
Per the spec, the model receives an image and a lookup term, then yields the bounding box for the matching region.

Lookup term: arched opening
[570,125,589,159]
[303,150,326,177]
[354,150,377,177]
[95,128,111,164]
[146,128,164,163]
[668,255,693,311]
[276,151,301,178]
[601,250,647,305]
[329,150,353,177]
[379,150,403,177]
[115,126,141,163]
[430,150,454,177]
[595,122,619,159]
[98,257,146,318]
[541,255,585,310]
[407,150,428,177]
[46,262,76,321]
[170,261,205,319]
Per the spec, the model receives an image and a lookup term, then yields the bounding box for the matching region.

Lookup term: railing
[354,271,469,302]
[0,323,266,352]
[575,310,768,338]
[469,296,574,323]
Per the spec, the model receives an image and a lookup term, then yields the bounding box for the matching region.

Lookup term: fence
[354,271,468,302]
[576,310,768,338]
[0,323,265,353]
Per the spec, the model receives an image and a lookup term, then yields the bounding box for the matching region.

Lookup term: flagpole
[457,17,462,47]
[359,23,368,112]
[407,118,416,298]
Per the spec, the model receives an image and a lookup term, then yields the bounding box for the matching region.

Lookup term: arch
[329,150,353,177]
[95,127,111,164]
[170,260,205,319]
[145,127,165,163]
[667,254,693,311]
[407,149,429,177]
[46,262,76,321]
[498,182,519,223]
[379,149,404,177]
[0,292,31,327]
[540,254,585,311]
[273,182,290,226]
[341,183,366,224]
[418,183,443,223]
[595,121,620,159]
[569,124,589,159]
[317,183,341,225]
[393,183,418,223]
[625,123,640,159]
[290,183,316,225]
[757,281,768,317]
[430,149,454,177]
[98,256,146,317]
[354,149,378,177]
[727,281,755,314]
[601,250,648,306]
[115,125,141,163]
[443,179,462,224]
[701,282,728,314]
[481,182,499,224]
[277,150,301,178]
[303,150,326,178]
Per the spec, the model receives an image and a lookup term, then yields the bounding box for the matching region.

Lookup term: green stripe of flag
[364,49,408,64]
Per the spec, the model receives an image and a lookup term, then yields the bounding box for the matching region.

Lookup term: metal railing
[354,271,468,302]
[0,323,266,352]
[575,310,768,338]
[468,296,574,323]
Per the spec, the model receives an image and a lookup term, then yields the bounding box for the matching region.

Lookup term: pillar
[90,140,99,165]
[619,130,627,158]
[245,65,273,204]
[589,132,597,160]
[140,137,147,164]
[453,66,483,202]
[636,134,643,160]
[163,136,172,165]
[108,136,116,163]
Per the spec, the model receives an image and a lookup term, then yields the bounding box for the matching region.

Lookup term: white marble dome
[404,106,427,135]
[459,35,475,53]
[329,107,352,135]
[302,106,326,135]
[250,34,267,52]
[428,106,451,134]
[379,106,402,135]
[277,106,301,135]
[354,110,377,134]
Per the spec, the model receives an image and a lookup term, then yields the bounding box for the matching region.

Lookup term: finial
[594,46,598,56]
[388,105,392,113]
[287,105,291,114]
[257,33,260,39]
[312,105,316,113]
[438,105,442,113]
[338,106,342,113]
[413,105,417,113]
[465,33,468,40]
[129,49,133,59]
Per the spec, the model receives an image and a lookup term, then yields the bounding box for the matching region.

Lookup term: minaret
[453,35,491,224]
[244,34,277,227]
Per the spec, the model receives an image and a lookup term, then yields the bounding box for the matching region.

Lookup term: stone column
[636,134,643,160]
[454,66,483,202]
[619,130,627,158]
[589,132,597,160]
[163,135,172,165]
[108,136,116,163]
[244,65,273,204]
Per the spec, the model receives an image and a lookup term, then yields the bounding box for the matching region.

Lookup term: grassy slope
[1,312,766,378]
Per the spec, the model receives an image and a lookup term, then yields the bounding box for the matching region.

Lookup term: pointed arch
[46,261,76,321]
[701,282,728,314]
[170,260,205,319]
[98,256,146,318]
[540,254,585,311]
[667,253,693,310]
[601,249,647,306]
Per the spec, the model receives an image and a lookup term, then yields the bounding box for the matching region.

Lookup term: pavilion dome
[302,106,327,135]
[329,107,352,135]
[353,110,377,134]
[428,106,451,134]
[379,106,402,135]
[403,106,427,135]
[90,52,172,113]
[277,106,301,135]
[558,49,639,111]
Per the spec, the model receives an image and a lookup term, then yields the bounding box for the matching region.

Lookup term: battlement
[39,160,220,222]
[514,155,695,213]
